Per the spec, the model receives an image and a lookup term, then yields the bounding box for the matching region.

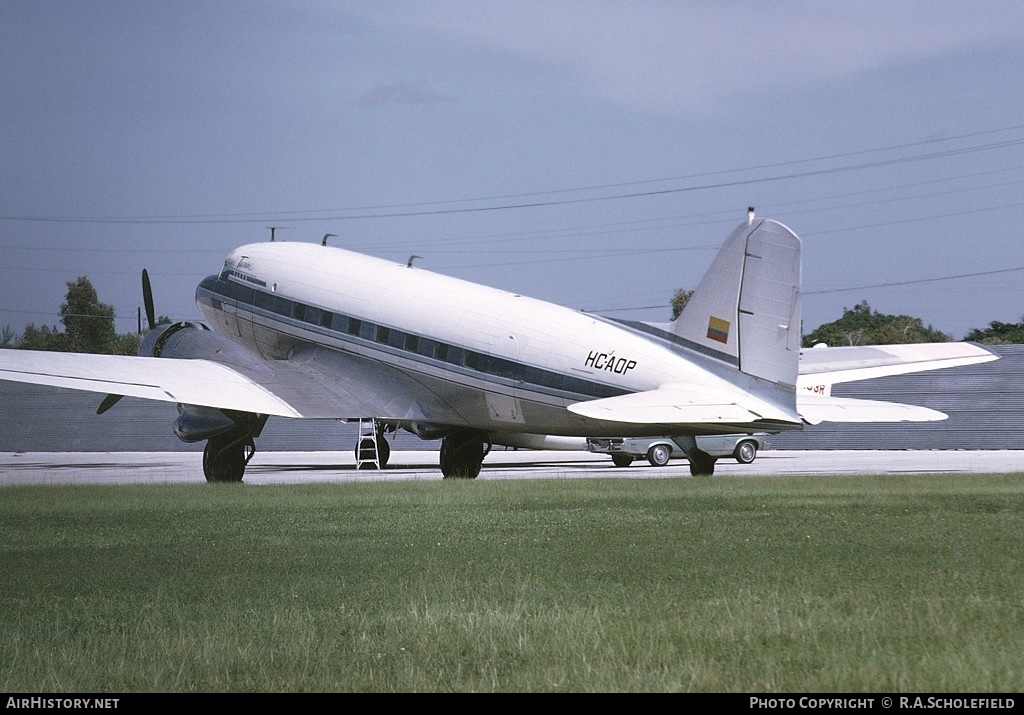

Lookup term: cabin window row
[220,269,267,288]
[214,277,622,399]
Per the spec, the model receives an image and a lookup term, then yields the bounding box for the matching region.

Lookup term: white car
[587,434,766,468]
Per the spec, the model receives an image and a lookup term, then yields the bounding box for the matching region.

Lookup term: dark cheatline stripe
[197,275,631,402]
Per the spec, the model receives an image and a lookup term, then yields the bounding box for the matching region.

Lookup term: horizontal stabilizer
[567,385,801,426]
[797,395,947,424]
[798,342,997,386]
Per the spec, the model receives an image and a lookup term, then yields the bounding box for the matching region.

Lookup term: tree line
[1,277,143,355]
[802,299,1024,347]
[673,289,1020,347]
[1,279,1021,355]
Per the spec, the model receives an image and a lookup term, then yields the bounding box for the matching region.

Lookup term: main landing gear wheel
[611,454,634,468]
[647,444,672,467]
[203,433,254,483]
[688,451,717,477]
[439,431,490,479]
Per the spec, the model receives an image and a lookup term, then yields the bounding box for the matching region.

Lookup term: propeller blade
[96,394,124,415]
[142,269,155,331]
[99,271,157,414]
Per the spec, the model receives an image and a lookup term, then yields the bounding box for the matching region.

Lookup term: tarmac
[1,449,1022,486]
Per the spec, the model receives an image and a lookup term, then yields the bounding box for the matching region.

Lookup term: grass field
[1,473,1022,692]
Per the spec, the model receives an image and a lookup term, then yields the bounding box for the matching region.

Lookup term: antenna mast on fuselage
[267,226,291,242]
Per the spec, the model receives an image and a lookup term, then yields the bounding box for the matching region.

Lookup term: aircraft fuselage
[195,241,795,438]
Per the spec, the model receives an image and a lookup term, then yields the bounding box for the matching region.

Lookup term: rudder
[671,214,801,388]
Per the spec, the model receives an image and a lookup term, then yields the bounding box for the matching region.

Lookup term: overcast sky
[2,1,1023,341]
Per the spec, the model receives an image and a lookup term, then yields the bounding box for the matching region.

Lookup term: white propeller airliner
[0,210,997,480]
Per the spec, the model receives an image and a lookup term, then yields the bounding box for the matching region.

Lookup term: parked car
[586,434,766,467]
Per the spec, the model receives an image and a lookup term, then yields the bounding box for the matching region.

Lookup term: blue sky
[2,1,1023,341]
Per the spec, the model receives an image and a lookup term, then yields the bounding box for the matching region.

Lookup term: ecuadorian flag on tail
[707,316,730,344]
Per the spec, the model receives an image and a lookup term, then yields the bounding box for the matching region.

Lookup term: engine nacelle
[138,321,209,358]
[173,404,239,443]
[406,421,459,440]
[137,322,268,443]
[138,321,267,373]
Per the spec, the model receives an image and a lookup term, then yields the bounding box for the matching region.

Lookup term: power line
[591,265,1024,314]
[804,265,1024,295]
[2,128,1022,225]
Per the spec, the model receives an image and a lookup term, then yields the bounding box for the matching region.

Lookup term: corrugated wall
[0,345,1021,452]
[0,383,432,453]
[770,344,1024,450]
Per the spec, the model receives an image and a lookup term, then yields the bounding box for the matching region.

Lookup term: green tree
[670,289,693,320]
[60,276,117,353]
[19,323,70,351]
[11,277,138,354]
[803,300,950,347]
[963,316,1024,344]
[112,332,142,355]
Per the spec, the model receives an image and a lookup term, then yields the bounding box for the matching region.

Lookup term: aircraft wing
[797,342,997,387]
[0,348,382,419]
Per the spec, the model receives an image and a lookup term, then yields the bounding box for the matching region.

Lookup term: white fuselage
[195,242,787,438]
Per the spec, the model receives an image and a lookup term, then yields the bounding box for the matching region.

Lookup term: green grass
[1,474,1023,692]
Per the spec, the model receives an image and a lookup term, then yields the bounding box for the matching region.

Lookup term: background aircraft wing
[0,348,382,419]
[797,342,997,387]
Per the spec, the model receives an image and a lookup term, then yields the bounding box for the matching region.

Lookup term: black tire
[440,432,485,479]
[688,452,716,476]
[203,436,246,483]
[611,454,634,468]
[647,443,672,467]
[733,440,758,464]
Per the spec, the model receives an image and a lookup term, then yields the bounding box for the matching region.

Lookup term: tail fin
[671,213,801,388]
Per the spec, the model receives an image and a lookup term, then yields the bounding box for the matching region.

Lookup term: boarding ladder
[356,418,381,470]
